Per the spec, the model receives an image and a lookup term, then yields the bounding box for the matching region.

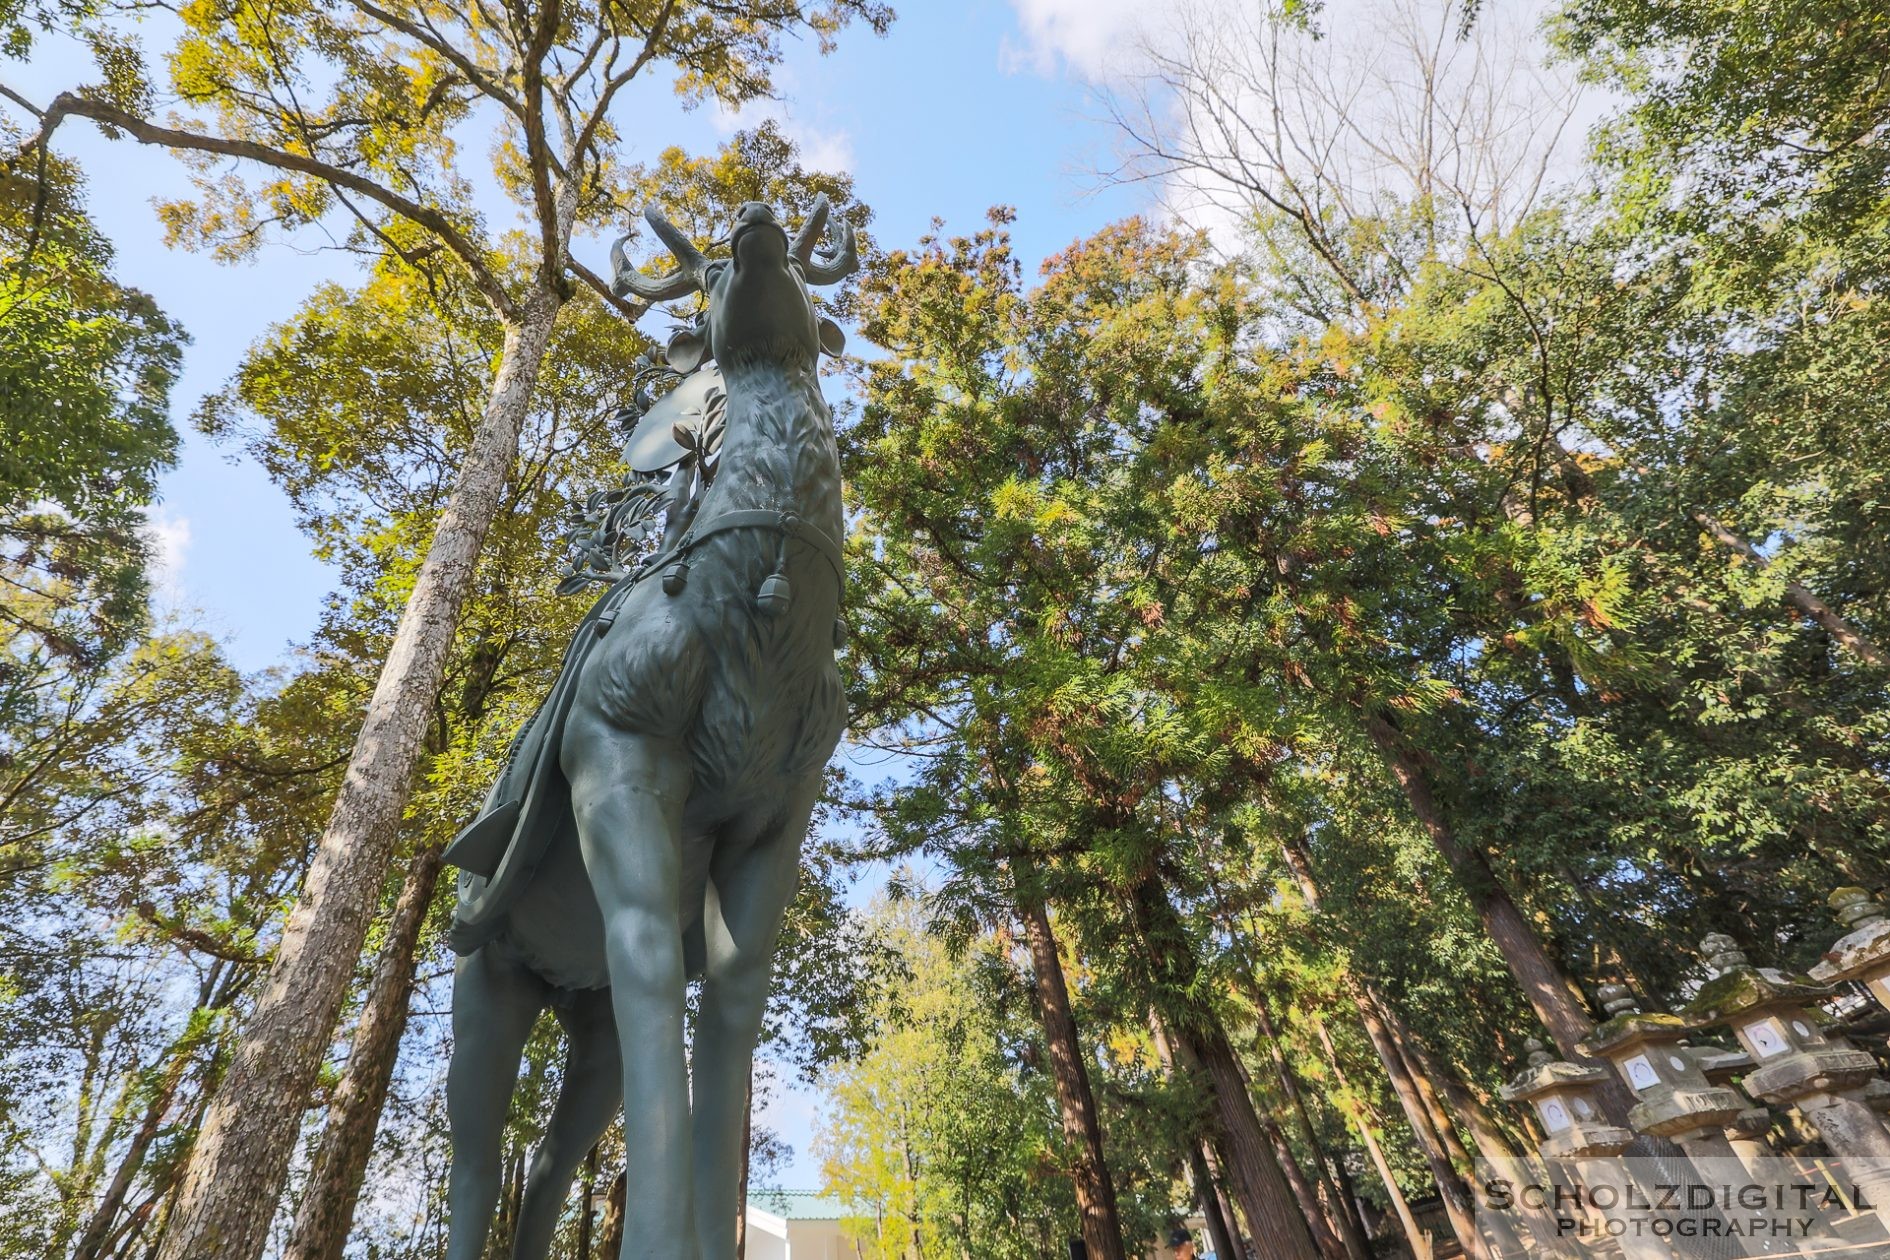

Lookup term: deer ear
[818,317,846,357]
[665,326,709,374]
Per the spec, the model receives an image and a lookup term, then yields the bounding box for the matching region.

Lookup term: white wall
[745,1207,789,1260]
[786,1218,853,1259]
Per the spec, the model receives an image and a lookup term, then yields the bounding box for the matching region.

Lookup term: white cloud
[1002,0,1164,80]
[711,95,857,176]
[795,126,857,178]
[1010,0,1593,255]
[141,508,192,606]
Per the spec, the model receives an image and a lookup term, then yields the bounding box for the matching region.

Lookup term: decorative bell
[757,571,792,615]
[661,561,689,595]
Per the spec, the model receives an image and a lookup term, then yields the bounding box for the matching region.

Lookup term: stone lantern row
[1496,889,1890,1256]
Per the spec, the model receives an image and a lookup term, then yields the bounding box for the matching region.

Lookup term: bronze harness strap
[445,506,846,951]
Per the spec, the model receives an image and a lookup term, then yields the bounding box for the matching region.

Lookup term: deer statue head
[609,195,857,374]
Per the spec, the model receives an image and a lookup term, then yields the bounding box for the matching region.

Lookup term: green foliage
[5,3,1889,1256]
[1554,0,1890,251]
[0,630,356,1256]
[0,161,184,669]
[815,896,1079,1259]
[838,9,1890,1211]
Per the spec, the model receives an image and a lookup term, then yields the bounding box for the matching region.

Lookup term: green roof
[751,1189,854,1221]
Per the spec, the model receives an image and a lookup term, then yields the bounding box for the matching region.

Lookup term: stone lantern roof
[1578,985,1750,1140]
[1579,984,1691,1059]
[1679,933,1834,1026]
[1500,1039,1639,1160]
[1501,1042,1611,1100]
[1680,934,1879,1106]
[1573,984,1755,1080]
[1810,887,1890,985]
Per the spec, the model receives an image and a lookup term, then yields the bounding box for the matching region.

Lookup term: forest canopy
[0,0,1885,1258]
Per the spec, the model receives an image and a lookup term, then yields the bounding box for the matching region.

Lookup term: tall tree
[1015,874,1128,1260]
[846,212,1326,1258]
[8,3,891,1254]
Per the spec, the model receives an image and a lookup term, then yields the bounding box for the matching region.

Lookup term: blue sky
[7,0,1168,1194]
[9,0,1153,674]
[7,0,1586,1199]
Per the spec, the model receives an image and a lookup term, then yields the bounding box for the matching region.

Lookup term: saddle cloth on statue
[441,500,845,960]
[443,576,631,957]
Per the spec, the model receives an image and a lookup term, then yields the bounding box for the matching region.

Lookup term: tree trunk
[1249,983,1373,1260]
[1189,1025,1321,1260]
[71,1049,192,1260]
[1315,1019,1428,1260]
[1362,712,1597,1060]
[136,1064,219,1259]
[1018,885,1130,1260]
[1376,1008,1544,1259]
[1188,1144,1241,1260]
[1408,1036,1581,1260]
[578,1145,598,1260]
[737,1084,751,1260]
[599,1168,627,1259]
[154,294,561,1260]
[283,840,446,1260]
[1357,1113,1427,1260]
[1373,993,1474,1180]
[1693,510,1885,668]
[1153,1017,1247,1259]
[1279,834,1483,1254]
[1132,877,1320,1259]
[1349,982,1488,1260]
[1200,1141,1245,1257]
[1329,1150,1372,1254]
[1264,1113,1350,1260]
[1359,713,1671,1147]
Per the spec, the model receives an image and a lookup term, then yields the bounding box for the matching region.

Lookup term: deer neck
[704,356,842,538]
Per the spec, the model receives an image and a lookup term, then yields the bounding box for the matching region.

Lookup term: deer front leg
[446,945,549,1260]
[564,718,695,1260]
[691,779,819,1259]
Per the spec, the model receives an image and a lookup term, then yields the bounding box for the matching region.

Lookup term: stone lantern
[1581,986,1821,1256]
[1580,984,1750,1150]
[1810,888,1890,1012]
[1503,1039,1675,1260]
[1682,933,1890,1234]
[1689,1045,1777,1175]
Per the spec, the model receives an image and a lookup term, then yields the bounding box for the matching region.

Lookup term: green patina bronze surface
[439,196,857,1260]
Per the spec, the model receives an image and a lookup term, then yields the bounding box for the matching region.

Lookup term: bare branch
[0,82,45,117]
[16,92,515,320]
[1095,0,1588,319]
[566,251,648,321]
[571,0,679,170]
[347,0,526,121]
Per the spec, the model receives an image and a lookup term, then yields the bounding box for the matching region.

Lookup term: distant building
[745,1189,856,1260]
[744,1190,1209,1259]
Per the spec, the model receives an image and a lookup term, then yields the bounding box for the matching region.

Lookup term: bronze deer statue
[440,197,854,1260]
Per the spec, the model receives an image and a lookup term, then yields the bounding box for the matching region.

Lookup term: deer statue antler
[611,206,711,302]
[792,194,858,286]
[789,194,831,265]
